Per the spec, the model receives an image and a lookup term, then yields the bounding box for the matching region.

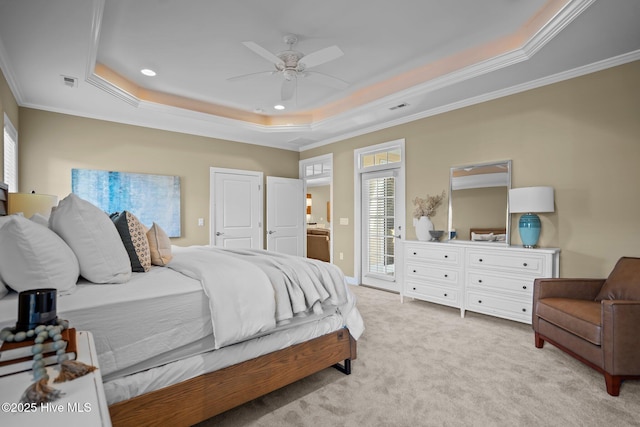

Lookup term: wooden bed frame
[108,328,357,426]
[0,184,357,426]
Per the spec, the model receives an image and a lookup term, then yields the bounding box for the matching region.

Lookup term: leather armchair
[532,257,640,396]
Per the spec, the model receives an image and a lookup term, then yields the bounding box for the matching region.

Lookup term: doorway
[209,167,263,248]
[300,154,333,262]
[354,140,405,292]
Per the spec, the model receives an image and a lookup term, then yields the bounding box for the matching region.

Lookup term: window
[3,114,18,192]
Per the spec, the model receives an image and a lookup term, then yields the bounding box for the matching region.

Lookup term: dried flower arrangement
[412,190,446,219]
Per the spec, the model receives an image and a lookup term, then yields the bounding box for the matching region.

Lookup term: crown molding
[0,32,23,105]
[303,49,640,151]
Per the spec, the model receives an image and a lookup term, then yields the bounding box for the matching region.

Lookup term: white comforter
[169,246,356,349]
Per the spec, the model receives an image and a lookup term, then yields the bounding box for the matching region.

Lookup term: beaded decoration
[1,319,97,404]
[0,318,70,382]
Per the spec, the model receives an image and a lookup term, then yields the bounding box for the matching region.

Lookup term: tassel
[20,378,64,404]
[54,360,98,383]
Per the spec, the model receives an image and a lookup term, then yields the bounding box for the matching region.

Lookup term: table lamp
[8,192,58,218]
[508,186,554,248]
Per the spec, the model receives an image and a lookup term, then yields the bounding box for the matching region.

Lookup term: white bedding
[0,266,213,378]
[0,245,364,393]
[170,246,356,349]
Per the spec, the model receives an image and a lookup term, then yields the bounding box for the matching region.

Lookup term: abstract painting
[71,168,181,237]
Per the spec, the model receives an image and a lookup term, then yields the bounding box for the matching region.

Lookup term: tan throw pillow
[147,222,173,266]
[111,211,152,272]
[595,257,640,301]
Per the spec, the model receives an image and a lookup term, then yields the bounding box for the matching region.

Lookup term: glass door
[361,169,398,291]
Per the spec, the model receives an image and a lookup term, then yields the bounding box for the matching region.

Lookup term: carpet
[199,284,640,426]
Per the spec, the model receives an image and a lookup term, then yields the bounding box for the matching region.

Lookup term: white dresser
[401,240,560,324]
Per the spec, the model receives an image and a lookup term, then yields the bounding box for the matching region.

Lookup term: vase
[415,216,434,241]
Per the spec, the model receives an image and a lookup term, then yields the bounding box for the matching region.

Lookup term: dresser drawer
[405,280,459,307]
[407,263,459,285]
[466,271,535,296]
[466,250,546,275]
[405,245,460,265]
[466,291,532,323]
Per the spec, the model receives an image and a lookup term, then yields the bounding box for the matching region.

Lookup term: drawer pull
[479,258,483,262]
[523,262,528,267]
[522,308,527,312]
[444,293,448,297]
[413,287,416,291]
[478,279,483,284]
[444,274,448,278]
[478,300,482,304]
[444,255,448,259]
[413,270,417,273]
[522,285,527,290]
[413,252,417,255]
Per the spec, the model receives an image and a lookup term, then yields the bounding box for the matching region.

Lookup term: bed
[0,186,363,426]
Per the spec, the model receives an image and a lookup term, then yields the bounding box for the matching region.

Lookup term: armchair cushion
[537,298,602,345]
[595,257,640,301]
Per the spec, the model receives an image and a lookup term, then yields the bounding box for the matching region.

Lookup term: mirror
[447,160,511,244]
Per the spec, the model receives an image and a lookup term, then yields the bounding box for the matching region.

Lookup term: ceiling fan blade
[242,41,284,67]
[227,70,275,82]
[299,45,343,69]
[303,71,349,90]
[281,76,296,101]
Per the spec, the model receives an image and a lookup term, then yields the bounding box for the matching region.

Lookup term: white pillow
[0,216,79,293]
[30,213,50,227]
[49,193,131,284]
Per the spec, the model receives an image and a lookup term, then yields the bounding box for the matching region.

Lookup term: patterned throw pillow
[146,222,173,266]
[111,211,152,272]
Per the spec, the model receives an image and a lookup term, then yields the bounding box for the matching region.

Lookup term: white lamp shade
[8,193,59,218]
[509,186,554,214]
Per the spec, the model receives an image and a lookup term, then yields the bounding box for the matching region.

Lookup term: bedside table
[0,331,111,426]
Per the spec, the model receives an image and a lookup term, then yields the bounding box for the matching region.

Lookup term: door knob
[268,230,276,234]
[215,232,224,236]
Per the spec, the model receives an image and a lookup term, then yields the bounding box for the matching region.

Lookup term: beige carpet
[199,285,640,427]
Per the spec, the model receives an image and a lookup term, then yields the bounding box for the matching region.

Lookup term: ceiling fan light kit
[229,34,348,102]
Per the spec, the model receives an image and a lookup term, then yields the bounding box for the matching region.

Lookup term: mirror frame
[447,160,512,245]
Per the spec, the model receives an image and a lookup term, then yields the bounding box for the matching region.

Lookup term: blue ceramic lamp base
[519,213,541,248]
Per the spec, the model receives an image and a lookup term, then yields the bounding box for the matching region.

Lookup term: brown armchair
[532,257,640,396]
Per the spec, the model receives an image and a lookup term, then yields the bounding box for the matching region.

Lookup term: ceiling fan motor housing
[276,50,304,72]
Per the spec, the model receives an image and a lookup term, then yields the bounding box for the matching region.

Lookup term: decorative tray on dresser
[400,240,560,324]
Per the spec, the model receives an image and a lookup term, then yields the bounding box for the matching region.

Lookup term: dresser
[401,240,560,324]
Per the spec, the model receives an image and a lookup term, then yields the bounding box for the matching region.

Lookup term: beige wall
[307,185,330,228]
[303,61,640,278]
[10,61,640,278]
[18,108,300,246]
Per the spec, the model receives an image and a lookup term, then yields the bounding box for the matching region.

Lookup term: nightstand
[0,331,111,426]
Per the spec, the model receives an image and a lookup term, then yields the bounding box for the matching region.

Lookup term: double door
[210,168,304,256]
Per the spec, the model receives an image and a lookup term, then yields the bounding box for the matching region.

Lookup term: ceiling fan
[228,35,349,101]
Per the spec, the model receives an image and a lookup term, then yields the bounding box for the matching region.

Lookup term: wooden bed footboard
[109,328,357,427]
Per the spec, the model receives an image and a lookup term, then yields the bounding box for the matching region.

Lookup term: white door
[266,176,304,256]
[210,168,263,248]
[361,170,400,291]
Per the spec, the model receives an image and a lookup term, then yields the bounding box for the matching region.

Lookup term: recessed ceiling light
[274,104,285,110]
[140,68,157,77]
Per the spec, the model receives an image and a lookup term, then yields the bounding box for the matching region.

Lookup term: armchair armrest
[533,278,605,301]
[602,300,640,375]
[532,279,605,330]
